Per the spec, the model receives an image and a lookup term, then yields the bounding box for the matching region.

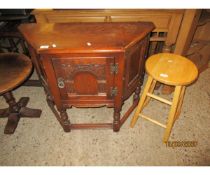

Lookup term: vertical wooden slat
[174,9,202,55]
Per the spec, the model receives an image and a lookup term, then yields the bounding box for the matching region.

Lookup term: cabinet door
[51,56,115,107]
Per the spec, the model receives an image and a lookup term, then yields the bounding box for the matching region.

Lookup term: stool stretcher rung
[147,93,172,105]
[140,114,166,128]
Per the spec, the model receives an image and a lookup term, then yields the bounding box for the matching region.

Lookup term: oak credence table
[19,22,154,132]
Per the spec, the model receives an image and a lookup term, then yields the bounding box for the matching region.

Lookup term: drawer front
[51,56,115,105]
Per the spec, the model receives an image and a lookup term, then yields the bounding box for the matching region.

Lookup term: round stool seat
[0,53,32,95]
[146,53,198,86]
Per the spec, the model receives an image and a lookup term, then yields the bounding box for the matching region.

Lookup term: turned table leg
[113,107,121,132]
[0,92,42,134]
[133,69,146,102]
[60,109,71,132]
[133,83,141,103]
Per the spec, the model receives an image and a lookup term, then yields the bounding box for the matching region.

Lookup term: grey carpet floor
[0,68,210,166]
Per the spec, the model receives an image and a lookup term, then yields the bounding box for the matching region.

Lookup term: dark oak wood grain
[19,22,154,53]
[0,53,42,134]
[0,53,32,94]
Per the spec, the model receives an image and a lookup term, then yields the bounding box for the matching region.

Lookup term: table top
[18,22,154,54]
[0,53,32,95]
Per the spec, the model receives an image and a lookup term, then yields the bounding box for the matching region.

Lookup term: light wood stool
[130,53,198,143]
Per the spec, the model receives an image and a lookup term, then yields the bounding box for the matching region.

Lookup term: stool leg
[143,79,157,108]
[130,76,154,127]
[174,86,186,121]
[163,86,182,143]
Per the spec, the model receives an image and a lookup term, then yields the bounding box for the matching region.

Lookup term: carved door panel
[51,56,115,104]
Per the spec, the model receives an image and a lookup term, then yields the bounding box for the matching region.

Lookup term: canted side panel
[28,46,48,85]
[123,37,149,99]
[51,56,115,106]
[127,44,141,86]
[39,55,50,83]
